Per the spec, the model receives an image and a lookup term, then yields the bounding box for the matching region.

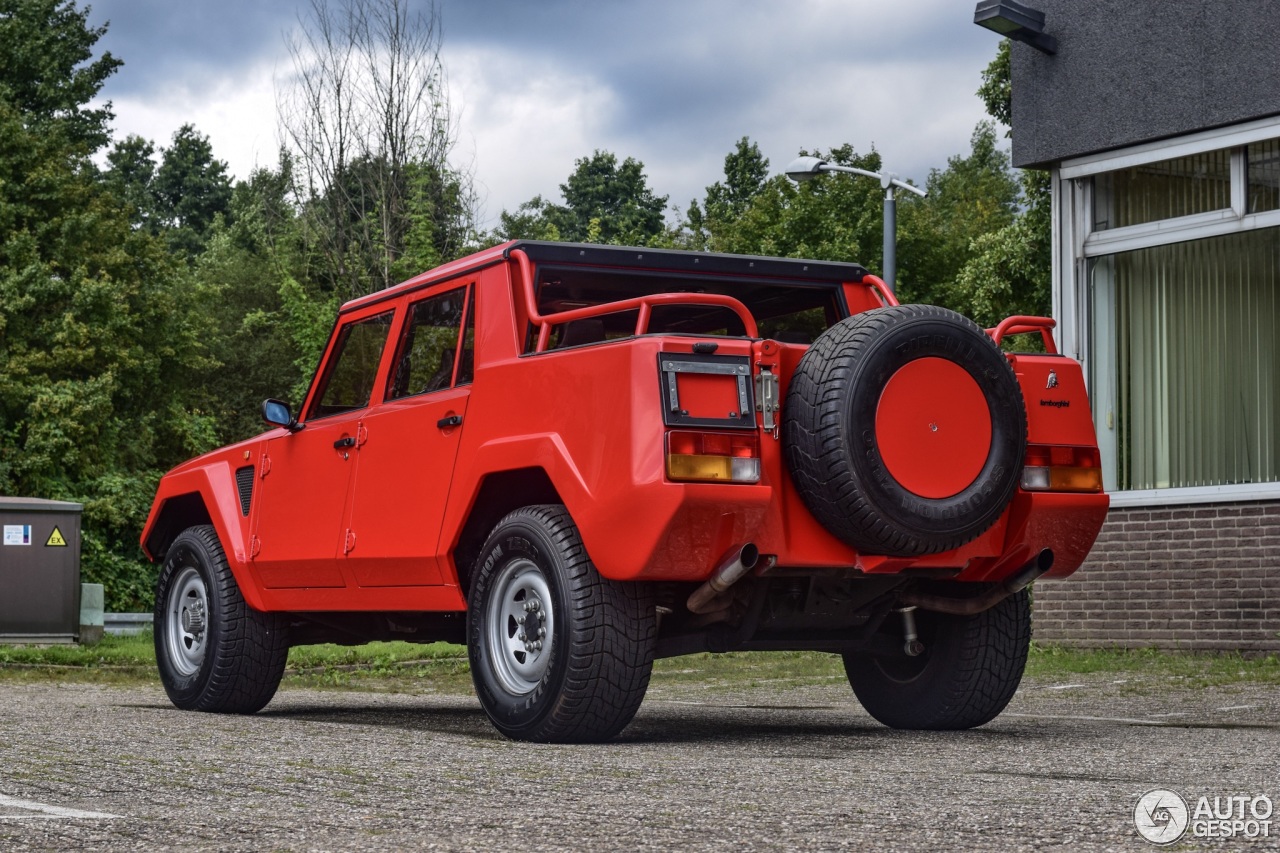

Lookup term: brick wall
[1032,500,1280,651]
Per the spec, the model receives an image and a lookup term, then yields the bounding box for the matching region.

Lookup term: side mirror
[261,399,302,432]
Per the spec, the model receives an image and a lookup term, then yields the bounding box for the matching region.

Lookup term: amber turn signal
[666,430,760,483]
[1020,465,1104,493]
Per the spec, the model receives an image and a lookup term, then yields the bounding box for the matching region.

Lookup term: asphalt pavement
[1,670,1277,851]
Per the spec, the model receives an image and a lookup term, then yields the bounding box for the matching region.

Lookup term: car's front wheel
[467,505,656,742]
[154,525,288,713]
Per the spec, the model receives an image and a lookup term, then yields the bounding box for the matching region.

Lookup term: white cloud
[445,46,619,228]
[87,0,1007,237]
[99,58,282,177]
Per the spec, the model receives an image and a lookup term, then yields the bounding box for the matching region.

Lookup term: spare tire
[783,305,1026,557]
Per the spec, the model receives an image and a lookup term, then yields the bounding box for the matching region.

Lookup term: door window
[309,311,395,420]
[387,285,474,400]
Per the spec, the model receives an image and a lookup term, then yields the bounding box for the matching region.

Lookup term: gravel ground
[1,671,1278,851]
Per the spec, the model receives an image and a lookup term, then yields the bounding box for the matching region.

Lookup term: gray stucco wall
[1010,0,1280,168]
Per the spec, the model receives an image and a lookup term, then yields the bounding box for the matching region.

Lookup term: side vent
[235,465,254,516]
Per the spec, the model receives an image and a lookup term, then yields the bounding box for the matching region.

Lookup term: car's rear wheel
[154,525,288,714]
[843,589,1031,729]
[467,505,656,743]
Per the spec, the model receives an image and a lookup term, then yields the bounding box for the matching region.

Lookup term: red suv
[141,241,1108,742]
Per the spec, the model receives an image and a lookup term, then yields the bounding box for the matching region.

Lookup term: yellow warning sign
[46,526,67,547]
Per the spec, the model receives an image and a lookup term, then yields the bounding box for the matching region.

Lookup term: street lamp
[973,0,1057,54]
[785,155,927,293]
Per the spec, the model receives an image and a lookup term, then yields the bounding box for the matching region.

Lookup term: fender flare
[139,462,269,611]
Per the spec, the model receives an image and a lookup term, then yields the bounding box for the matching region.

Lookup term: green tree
[946,39,1053,327]
[0,2,219,609]
[498,150,669,245]
[705,137,770,222]
[695,144,894,268]
[687,137,771,251]
[0,0,120,151]
[153,124,233,258]
[281,0,475,297]
[101,133,158,230]
[896,121,1020,306]
[0,102,210,609]
[977,39,1011,128]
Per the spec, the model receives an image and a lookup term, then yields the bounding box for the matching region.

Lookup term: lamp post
[785,156,927,293]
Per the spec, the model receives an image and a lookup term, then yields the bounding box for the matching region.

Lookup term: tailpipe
[898,549,1054,616]
[686,544,760,614]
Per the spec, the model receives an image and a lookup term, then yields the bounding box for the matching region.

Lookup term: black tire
[466,505,656,743]
[154,525,288,714]
[844,589,1031,730]
[784,305,1027,557]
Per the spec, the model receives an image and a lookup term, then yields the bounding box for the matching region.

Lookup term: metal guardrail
[104,613,153,636]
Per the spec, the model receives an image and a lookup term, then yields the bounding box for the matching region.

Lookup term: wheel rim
[484,557,555,695]
[164,566,209,677]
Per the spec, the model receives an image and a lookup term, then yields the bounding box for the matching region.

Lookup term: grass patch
[1,635,1278,693]
[283,642,471,693]
[0,632,157,685]
[1025,643,1280,687]
[651,650,844,690]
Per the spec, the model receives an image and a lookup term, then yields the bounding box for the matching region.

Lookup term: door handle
[437,414,463,429]
[333,436,356,449]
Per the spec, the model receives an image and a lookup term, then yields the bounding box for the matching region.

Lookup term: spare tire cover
[783,305,1027,557]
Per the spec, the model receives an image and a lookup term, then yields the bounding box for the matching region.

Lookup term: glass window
[1248,139,1280,214]
[524,267,841,353]
[1092,149,1231,230]
[309,311,395,419]
[387,286,469,400]
[456,291,476,386]
[1089,227,1280,490]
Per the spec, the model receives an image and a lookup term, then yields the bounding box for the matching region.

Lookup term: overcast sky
[86,0,1005,230]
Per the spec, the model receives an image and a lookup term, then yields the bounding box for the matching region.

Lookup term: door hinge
[356,423,368,447]
[755,366,779,433]
[249,535,261,558]
[343,529,357,554]
[258,453,271,478]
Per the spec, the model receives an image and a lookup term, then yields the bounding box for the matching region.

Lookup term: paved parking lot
[1,671,1277,851]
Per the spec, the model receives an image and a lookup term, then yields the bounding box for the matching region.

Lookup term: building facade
[992,0,1280,649]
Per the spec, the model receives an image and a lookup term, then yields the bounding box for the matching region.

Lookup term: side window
[387,285,472,400]
[308,311,395,420]
[456,289,476,386]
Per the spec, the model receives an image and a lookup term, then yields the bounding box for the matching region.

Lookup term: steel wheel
[154,525,288,714]
[164,565,208,678]
[484,557,555,695]
[467,505,656,742]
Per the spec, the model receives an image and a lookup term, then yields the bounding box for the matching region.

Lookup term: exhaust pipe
[898,549,1054,616]
[686,544,760,614]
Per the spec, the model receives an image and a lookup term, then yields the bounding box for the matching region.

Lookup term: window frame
[383,282,475,403]
[1055,114,1280,506]
[303,307,398,423]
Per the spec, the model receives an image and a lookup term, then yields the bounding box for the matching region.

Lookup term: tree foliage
[0,94,208,610]
[951,39,1053,328]
[280,0,474,297]
[497,150,668,245]
[0,0,121,150]
[977,39,1011,129]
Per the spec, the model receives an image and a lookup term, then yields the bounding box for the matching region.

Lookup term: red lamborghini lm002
[141,241,1108,742]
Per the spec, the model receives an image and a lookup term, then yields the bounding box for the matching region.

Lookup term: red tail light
[666,431,761,483]
[1021,445,1104,493]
